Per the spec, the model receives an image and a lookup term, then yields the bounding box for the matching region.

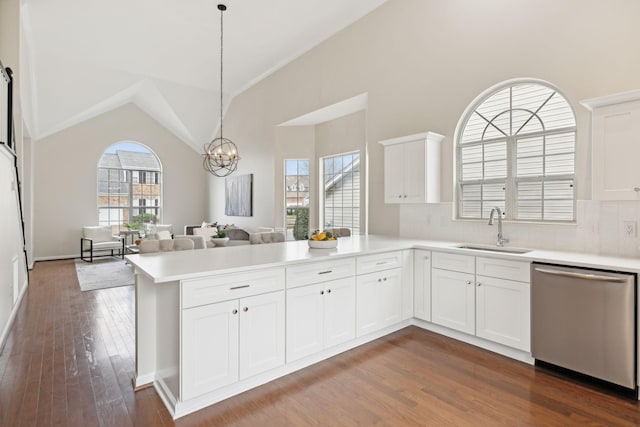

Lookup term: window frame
[319,150,361,234]
[284,159,310,241]
[455,79,577,223]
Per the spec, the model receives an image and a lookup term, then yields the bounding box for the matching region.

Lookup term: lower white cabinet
[286,277,356,362]
[182,291,285,401]
[431,268,475,335]
[475,275,530,351]
[356,268,402,336]
[430,252,531,352]
[413,250,431,321]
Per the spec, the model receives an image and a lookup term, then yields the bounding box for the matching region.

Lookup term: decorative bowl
[308,239,338,249]
[211,237,230,247]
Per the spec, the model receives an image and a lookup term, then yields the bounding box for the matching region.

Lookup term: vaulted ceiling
[19,0,387,150]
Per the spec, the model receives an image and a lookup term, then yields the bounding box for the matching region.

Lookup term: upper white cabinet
[582,91,640,200]
[379,131,444,204]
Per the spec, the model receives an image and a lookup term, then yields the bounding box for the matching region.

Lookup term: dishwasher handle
[533,267,629,283]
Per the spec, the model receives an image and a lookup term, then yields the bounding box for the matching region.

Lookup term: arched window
[456,80,576,222]
[97,142,162,232]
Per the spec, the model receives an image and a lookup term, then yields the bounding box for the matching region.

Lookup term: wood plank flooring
[1,259,640,426]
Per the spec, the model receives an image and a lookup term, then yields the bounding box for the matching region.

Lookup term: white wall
[217,0,640,244]
[0,0,29,349]
[32,103,209,259]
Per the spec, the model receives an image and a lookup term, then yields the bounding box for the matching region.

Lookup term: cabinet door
[431,268,475,335]
[402,140,426,203]
[239,291,285,380]
[414,250,431,321]
[323,277,356,349]
[592,102,640,200]
[182,300,239,400]
[356,269,402,337]
[384,143,405,203]
[476,275,530,351]
[286,283,325,362]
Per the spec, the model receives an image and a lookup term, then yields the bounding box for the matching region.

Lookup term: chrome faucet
[488,207,509,247]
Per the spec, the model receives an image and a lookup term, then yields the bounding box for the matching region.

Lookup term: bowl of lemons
[308,230,338,249]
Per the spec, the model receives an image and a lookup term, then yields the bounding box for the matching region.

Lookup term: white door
[323,277,356,349]
[239,291,285,380]
[475,275,530,351]
[384,143,405,203]
[414,250,431,321]
[286,283,324,362]
[431,268,475,335]
[380,268,403,328]
[182,300,239,401]
[356,272,384,336]
[402,140,426,203]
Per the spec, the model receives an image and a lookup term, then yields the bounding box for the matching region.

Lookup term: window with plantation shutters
[457,81,576,222]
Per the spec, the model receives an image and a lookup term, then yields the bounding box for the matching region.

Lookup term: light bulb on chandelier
[203,3,240,177]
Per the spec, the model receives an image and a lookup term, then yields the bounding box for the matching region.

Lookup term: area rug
[75,258,134,291]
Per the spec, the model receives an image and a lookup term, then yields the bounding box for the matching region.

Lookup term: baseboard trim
[33,254,78,262]
[0,278,29,355]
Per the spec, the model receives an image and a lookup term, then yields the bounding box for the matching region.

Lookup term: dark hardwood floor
[1,259,640,426]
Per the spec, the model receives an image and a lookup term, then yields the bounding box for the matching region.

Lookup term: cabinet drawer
[286,258,356,289]
[432,252,475,274]
[476,257,529,283]
[357,251,403,275]
[182,268,285,308]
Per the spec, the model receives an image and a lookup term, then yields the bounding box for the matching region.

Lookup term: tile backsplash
[399,201,640,258]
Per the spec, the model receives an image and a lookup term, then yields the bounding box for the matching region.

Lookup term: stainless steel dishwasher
[531,263,636,389]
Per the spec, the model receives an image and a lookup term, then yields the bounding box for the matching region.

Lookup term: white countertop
[125,235,640,283]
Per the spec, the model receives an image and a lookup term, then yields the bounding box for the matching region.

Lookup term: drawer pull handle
[376,261,388,265]
[318,270,333,275]
[230,284,250,290]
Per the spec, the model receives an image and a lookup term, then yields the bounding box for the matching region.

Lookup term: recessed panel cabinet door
[383,143,405,203]
[323,277,356,349]
[239,291,285,380]
[182,300,239,401]
[431,268,475,335]
[402,140,427,202]
[286,283,325,362]
[475,275,530,351]
[414,250,431,321]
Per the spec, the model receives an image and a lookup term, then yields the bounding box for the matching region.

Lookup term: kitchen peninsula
[126,235,640,419]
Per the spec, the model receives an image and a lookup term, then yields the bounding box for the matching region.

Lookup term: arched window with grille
[456,80,576,222]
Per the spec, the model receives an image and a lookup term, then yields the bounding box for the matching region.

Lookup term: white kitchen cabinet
[430,252,531,351]
[475,275,530,351]
[379,131,444,204]
[413,249,431,321]
[582,91,640,200]
[181,290,285,401]
[356,268,402,336]
[286,277,356,363]
[431,268,475,335]
[401,250,414,320]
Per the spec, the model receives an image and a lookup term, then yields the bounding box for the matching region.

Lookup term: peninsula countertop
[125,235,640,283]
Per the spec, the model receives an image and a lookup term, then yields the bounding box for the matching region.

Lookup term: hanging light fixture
[203,3,239,177]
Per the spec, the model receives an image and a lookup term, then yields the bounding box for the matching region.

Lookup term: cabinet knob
[477,282,482,287]
[232,309,238,315]
[378,278,382,283]
[466,280,472,285]
[327,289,331,293]
[634,187,640,192]
[243,307,248,312]
[320,290,325,295]
[403,195,407,198]
[383,277,387,281]
[398,195,402,198]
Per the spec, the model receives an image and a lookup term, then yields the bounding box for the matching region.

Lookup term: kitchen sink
[456,244,532,254]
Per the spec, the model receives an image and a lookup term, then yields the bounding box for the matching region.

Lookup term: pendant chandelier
[203,3,240,177]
